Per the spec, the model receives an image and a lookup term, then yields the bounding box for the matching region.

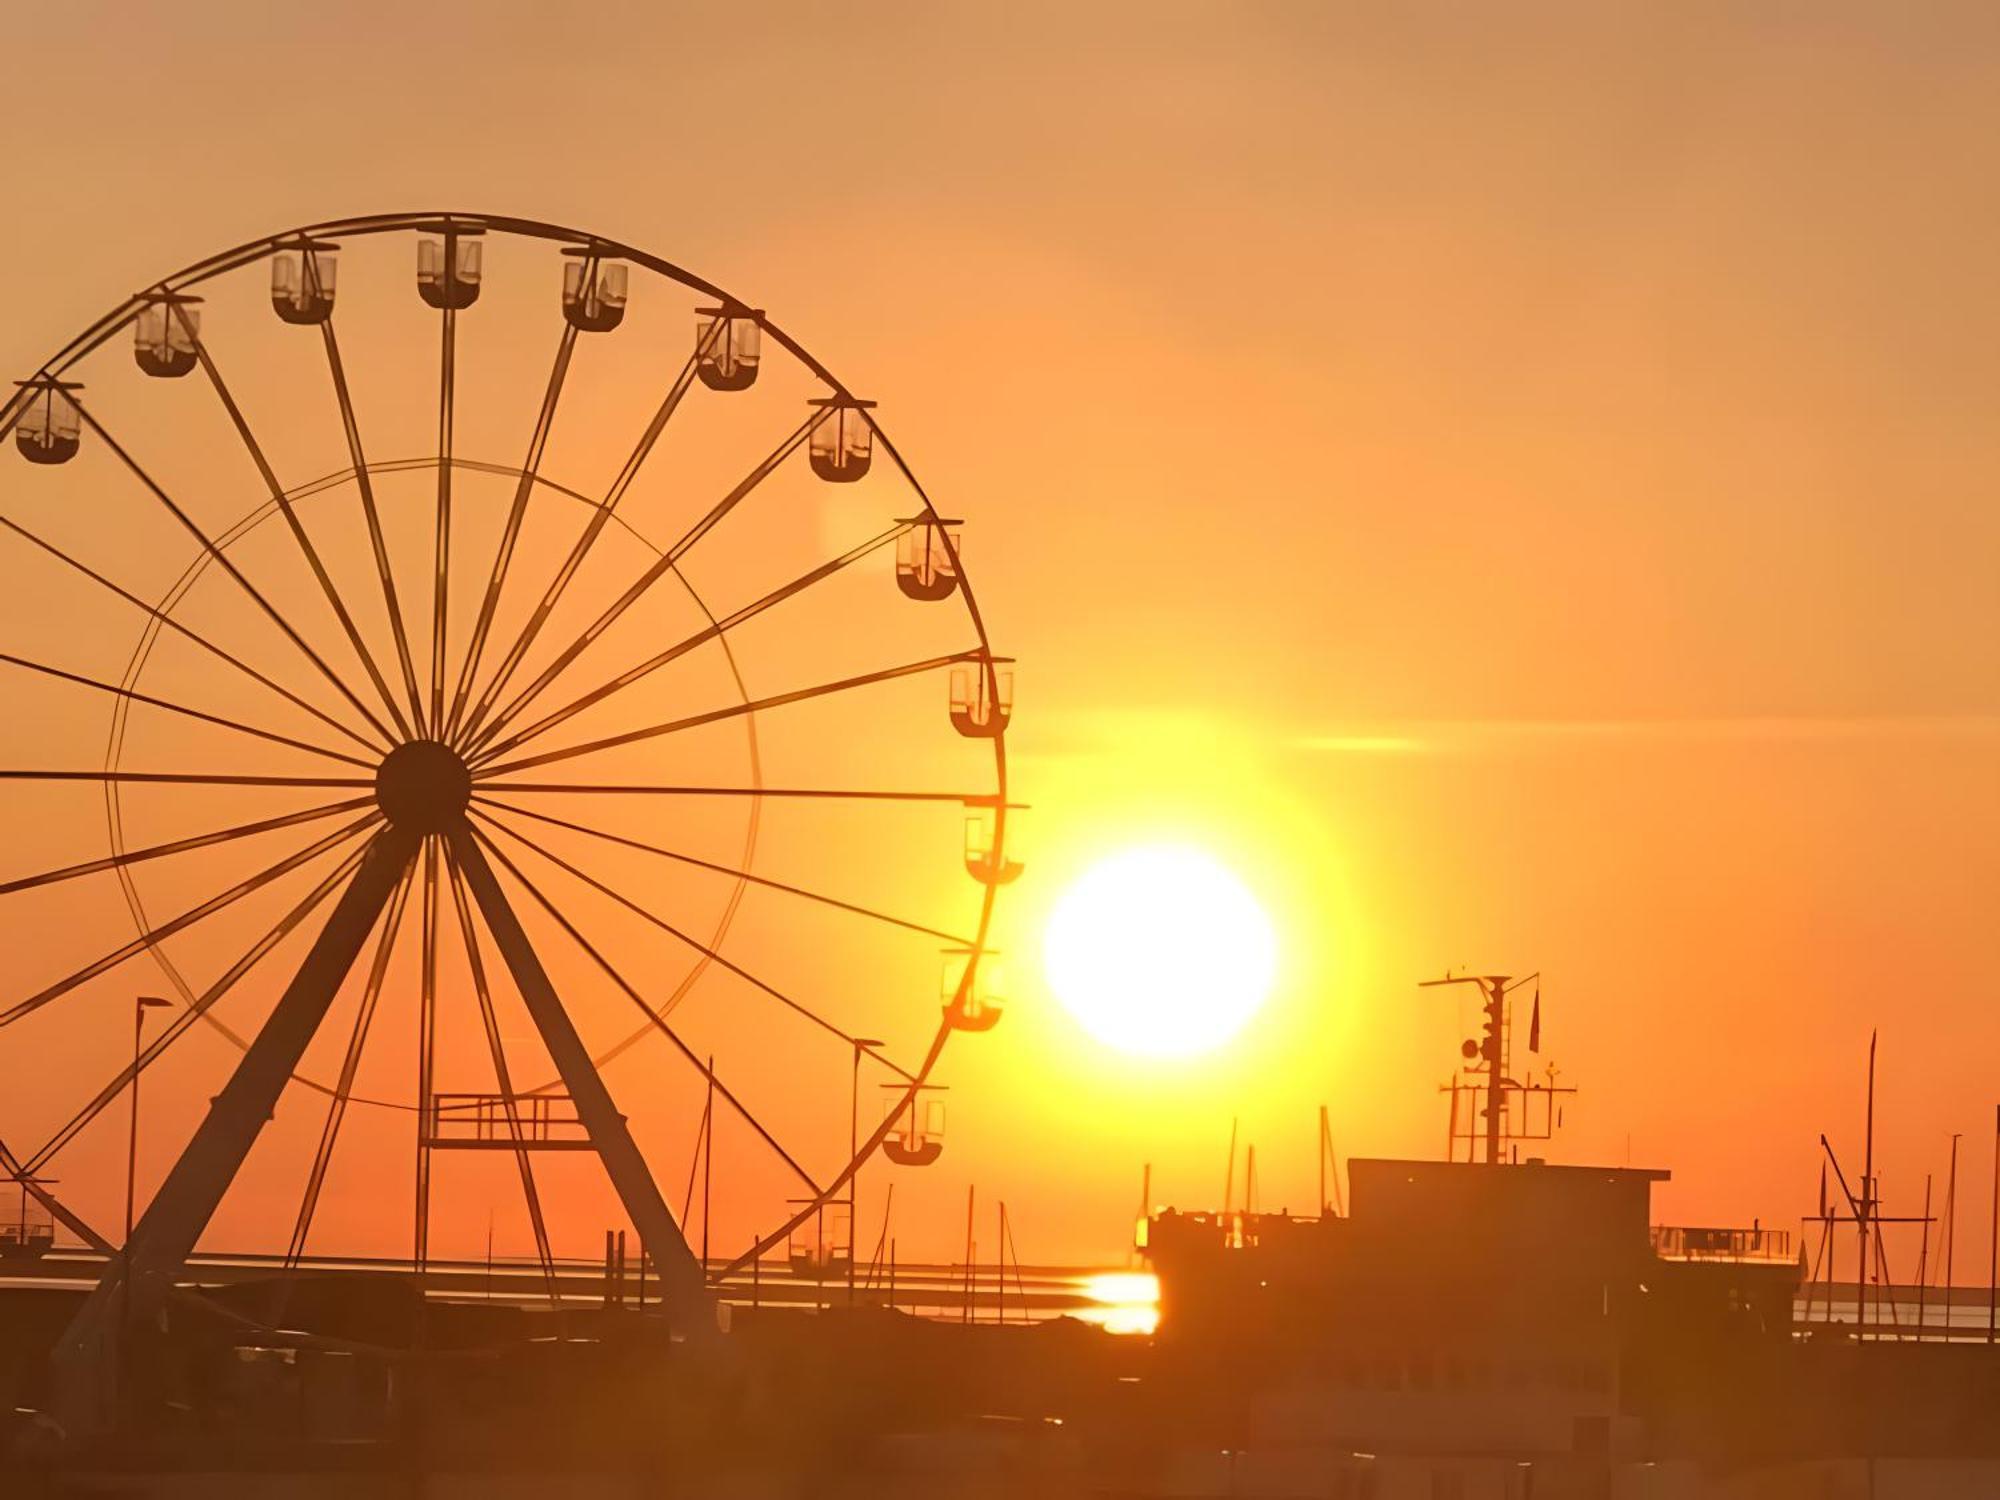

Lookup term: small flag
[1528,988,1542,1053]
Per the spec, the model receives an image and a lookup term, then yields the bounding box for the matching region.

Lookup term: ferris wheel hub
[374,739,471,832]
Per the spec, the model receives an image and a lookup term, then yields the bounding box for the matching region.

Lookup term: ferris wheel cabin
[562,251,629,333]
[949,663,1013,738]
[808,396,875,482]
[695,308,762,391]
[13,381,81,465]
[881,1088,946,1168]
[963,809,1023,886]
[132,295,202,379]
[269,242,338,324]
[417,230,484,310]
[897,520,962,601]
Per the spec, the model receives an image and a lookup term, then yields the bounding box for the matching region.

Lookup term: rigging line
[461,409,827,758]
[0,771,371,787]
[174,303,415,743]
[680,1077,713,1231]
[285,863,418,1269]
[24,837,375,1175]
[319,314,426,731]
[477,649,982,779]
[473,781,993,803]
[0,651,375,769]
[430,303,459,736]
[70,403,399,750]
[472,807,921,1082]
[444,325,579,743]
[452,332,718,750]
[468,821,823,1193]
[441,847,562,1307]
[0,795,373,897]
[0,810,380,1030]
[468,521,913,767]
[0,515,382,758]
[471,796,974,946]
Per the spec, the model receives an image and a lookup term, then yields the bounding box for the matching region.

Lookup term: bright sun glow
[1043,845,1276,1058]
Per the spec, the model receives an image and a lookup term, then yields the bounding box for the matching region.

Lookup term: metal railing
[421,1092,591,1150]
[1652,1224,1793,1262]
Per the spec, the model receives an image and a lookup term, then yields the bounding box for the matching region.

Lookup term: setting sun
[1043,845,1278,1058]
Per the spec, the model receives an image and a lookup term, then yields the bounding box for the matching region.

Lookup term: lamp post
[126,996,171,1242]
[849,1037,883,1305]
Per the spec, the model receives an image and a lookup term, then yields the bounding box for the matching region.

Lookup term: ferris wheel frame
[0,212,1016,1428]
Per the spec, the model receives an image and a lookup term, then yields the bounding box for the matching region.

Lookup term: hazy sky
[1,3,1996,1269]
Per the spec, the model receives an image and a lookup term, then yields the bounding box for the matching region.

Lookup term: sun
[1043,845,1277,1058]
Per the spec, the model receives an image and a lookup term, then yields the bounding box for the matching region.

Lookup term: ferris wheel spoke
[469,522,912,766]
[440,845,562,1303]
[0,516,384,759]
[477,649,983,780]
[0,652,375,770]
[429,307,460,736]
[444,327,580,744]
[473,806,921,1082]
[0,795,373,897]
[466,821,824,1193]
[285,862,418,1269]
[460,410,828,756]
[22,837,375,1177]
[69,404,400,751]
[472,796,975,946]
[173,306,416,744]
[451,337,714,750]
[0,811,379,1031]
[468,781,996,804]
[319,320,426,733]
[0,770,372,788]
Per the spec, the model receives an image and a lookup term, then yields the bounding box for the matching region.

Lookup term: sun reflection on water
[1074,1271,1160,1335]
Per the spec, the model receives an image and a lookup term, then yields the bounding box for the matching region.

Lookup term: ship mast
[1422,970,1574,1166]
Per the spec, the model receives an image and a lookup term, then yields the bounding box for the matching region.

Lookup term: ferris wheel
[0,213,1015,1401]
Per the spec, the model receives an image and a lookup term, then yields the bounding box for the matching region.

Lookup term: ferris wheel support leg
[446,823,719,1347]
[48,825,418,1441]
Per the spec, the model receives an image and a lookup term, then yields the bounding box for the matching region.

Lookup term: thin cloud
[1294,715,2000,754]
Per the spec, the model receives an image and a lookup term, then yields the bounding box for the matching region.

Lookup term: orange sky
[1,4,1996,1274]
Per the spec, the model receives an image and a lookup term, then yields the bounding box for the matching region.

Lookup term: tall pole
[1222,1117,1237,1217]
[846,1038,881,1307]
[123,1000,168,1248]
[1917,1174,1933,1340]
[1987,1104,1997,1345]
[960,1184,976,1328]
[1482,978,1505,1167]
[1860,1031,1876,1338]
[1318,1106,1328,1219]
[701,1055,714,1274]
[1945,1133,1961,1335]
[996,1200,1005,1325]
[849,1042,860,1306]
[1136,1162,1151,1259]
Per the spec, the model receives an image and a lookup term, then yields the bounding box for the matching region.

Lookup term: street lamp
[126,996,171,1242]
[849,1037,884,1305]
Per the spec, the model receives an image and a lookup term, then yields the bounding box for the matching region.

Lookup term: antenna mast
[1420,970,1573,1165]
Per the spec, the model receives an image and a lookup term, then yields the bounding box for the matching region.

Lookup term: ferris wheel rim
[0,210,1011,1294]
